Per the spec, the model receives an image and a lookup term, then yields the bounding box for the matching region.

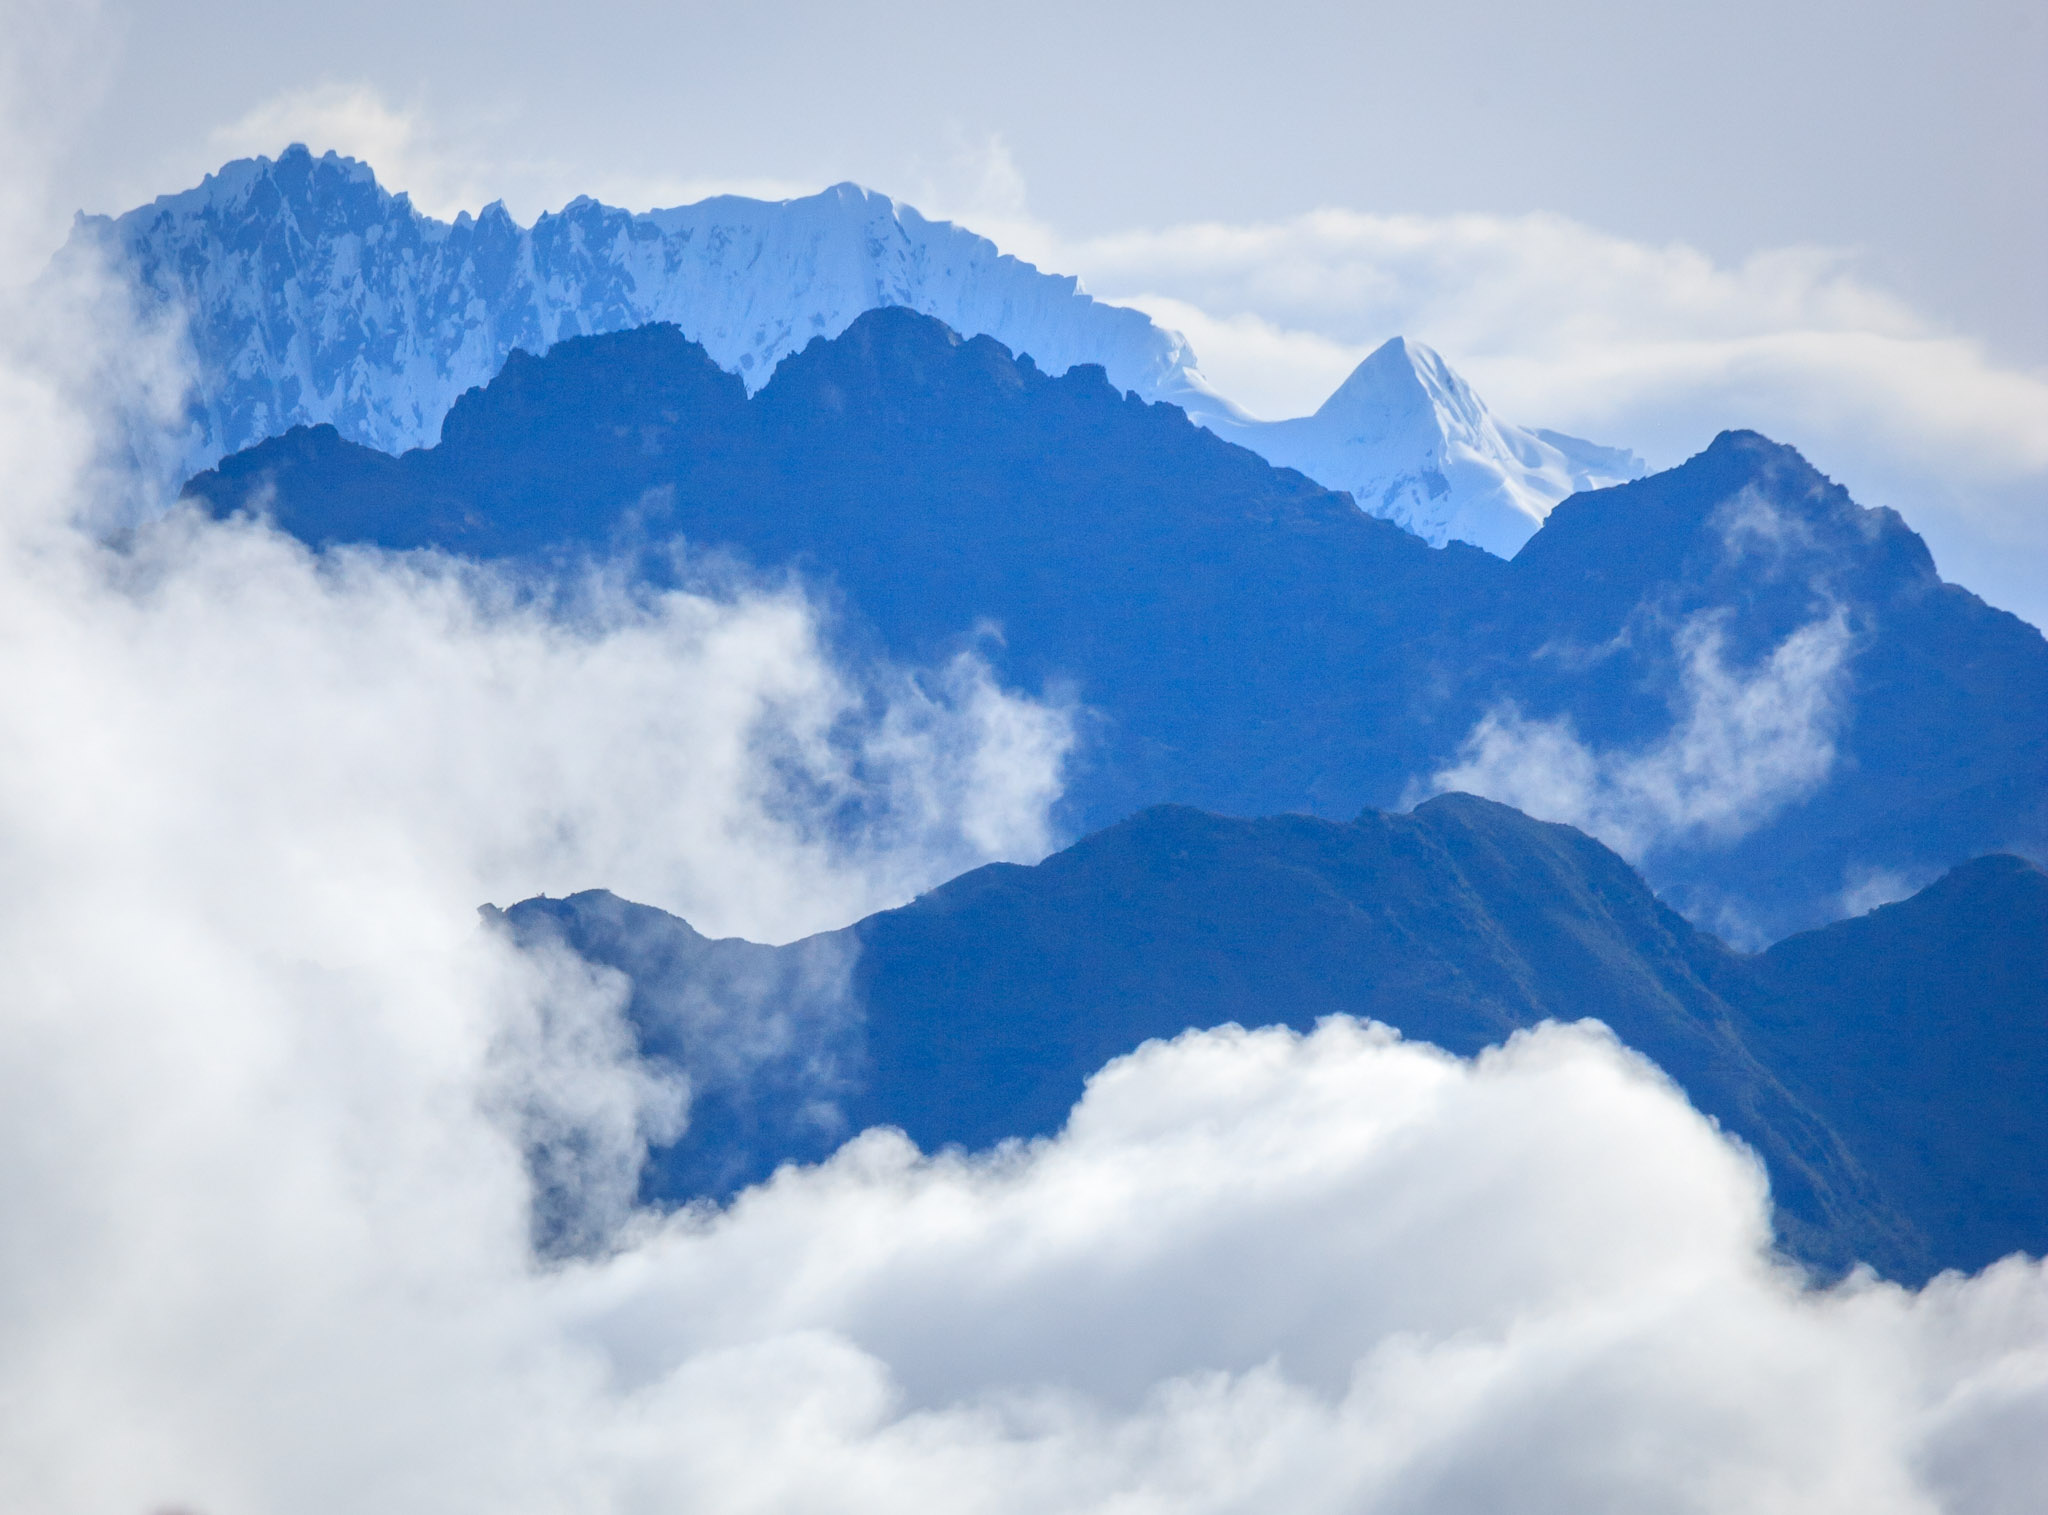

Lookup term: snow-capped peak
[1324,336,1495,435]
[1195,336,1643,556]
[69,148,1640,554]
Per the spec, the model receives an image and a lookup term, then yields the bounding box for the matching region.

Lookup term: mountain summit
[1198,336,1643,556]
[76,145,1630,552]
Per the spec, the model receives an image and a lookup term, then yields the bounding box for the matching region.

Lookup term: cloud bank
[0,237,1072,1508]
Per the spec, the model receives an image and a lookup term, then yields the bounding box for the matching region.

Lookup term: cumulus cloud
[1420,604,1855,864]
[534,1020,2048,1515]
[12,921,2048,1515]
[2,275,2041,1503]
[51,509,1069,941]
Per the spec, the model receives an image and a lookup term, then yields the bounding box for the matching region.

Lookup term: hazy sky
[37,0,2048,366]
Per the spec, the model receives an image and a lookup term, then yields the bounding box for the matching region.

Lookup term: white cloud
[0,228,1072,1508]
[536,1019,2048,1514]
[206,82,497,222]
[1040,211,1957,418]
[2,265,2043,1507]
[1835,864,1918,920]
[1420,603,1855,864]
[910,128,1034,230]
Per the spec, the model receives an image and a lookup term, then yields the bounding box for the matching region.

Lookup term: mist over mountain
[77,146,1633,552]
[188,310,2048,942]
[494,795,2048,1284]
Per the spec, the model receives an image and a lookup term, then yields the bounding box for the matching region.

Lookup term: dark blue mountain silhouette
[185,310,2046,942]
[1735,852,2048,1275]
[493,796,2046,1285]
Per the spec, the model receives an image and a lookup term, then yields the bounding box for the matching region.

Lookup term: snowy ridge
[69,146,1212,479]
[72,145,1639,553]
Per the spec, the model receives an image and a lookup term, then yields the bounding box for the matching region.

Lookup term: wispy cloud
[1421,604,1855,863]
[206,82,499,221]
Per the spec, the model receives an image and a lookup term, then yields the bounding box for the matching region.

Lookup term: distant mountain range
[187,311,2048,943]
[73,145,1638,553]
[493,795,2048,1285]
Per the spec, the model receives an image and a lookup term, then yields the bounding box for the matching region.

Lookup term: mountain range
[185,310,2048,944]
[493,794,2048,1285]
[75,145,1638,553]
[88,149,2048,1290]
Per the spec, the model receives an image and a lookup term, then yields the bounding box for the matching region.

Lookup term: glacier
[68,144,1640,554]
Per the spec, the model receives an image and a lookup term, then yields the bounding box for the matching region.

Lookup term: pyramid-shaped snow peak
[1192,337,1644,557]
[72,147,1640,555]
[1315,337,1489,437]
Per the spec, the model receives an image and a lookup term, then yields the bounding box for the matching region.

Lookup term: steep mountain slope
[80,145,1621,549]
[188,311,2048,940]
[1479,432,2048,940]
[1734,854,2048,1275]
[497,796,2047,1283]
[1199,337,1643,556]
